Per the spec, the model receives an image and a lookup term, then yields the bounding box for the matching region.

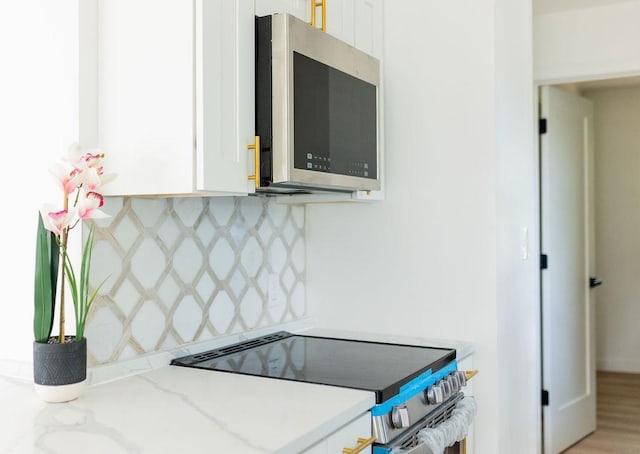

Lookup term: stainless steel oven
[373,392,477,454]
[171,331,476,453]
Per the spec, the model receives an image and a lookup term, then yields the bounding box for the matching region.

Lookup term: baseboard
[597,358,640,373]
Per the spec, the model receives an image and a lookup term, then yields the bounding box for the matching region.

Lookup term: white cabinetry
[255,0,310,20]
[303,412,373,454]
[92,0,383,200]
[256,0,382,60]
[96,0,255,196]
[326,0,383,60]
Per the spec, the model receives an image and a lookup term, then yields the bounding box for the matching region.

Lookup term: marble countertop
[0,365,374,454]
[0,322,475,454]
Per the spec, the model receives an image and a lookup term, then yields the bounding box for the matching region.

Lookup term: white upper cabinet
[97,0,256,196]
[326,0,383,60]
[93,0,383,200]
[255,0,310,20]
[255,0,382,61]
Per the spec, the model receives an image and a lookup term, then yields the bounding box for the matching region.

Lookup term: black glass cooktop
[171,331,456,403]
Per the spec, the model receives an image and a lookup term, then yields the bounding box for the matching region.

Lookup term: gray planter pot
[33,337,87,386]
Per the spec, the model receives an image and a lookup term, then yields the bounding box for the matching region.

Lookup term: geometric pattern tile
[83,196,306,366]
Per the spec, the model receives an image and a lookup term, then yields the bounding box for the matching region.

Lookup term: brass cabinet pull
[310,0,327,32]
[464,370,479,381]
[247,135,260,188]
[342,436,376,454]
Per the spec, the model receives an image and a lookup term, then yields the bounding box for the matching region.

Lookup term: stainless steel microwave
[255,13,381,194]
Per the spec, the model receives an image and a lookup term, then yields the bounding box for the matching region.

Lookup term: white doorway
[539,75,640,453]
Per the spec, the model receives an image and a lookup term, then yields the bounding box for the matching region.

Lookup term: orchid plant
[34,143,114,344]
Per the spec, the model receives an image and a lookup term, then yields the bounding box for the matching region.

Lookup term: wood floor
[564,371,640,453]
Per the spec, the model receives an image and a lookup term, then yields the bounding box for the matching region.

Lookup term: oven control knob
[453,370,467,388]
[440,379,452,399]
[425,384,444,405]
[390,405,411,429]
[446,374,460,393]
[451,372,464,391]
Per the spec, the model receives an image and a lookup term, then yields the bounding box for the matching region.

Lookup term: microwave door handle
[247,135,261,188]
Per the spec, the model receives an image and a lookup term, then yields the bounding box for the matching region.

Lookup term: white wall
[583,86,640,373]
[534,0,640,83]
[306,0,539,452]
[0,1,80,367]
[495,0,540,451]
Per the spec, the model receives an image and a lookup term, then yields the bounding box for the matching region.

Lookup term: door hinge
[540,254,548,270]
[539,118,547,135]
[542,389,549,406]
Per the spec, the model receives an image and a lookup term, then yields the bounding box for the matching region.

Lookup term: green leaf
[80,274,109,339]
[48,229,59,337]
[60,224,107,341]
[34,215,58,342]
[76,227,96,340]
[62,247,79,332]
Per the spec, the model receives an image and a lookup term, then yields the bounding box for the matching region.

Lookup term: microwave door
[260,13,380,193]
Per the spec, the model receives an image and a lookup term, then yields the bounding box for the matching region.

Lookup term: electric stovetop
[171,331,456,403]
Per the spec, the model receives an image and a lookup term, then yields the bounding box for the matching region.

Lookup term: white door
[540,86,597,453]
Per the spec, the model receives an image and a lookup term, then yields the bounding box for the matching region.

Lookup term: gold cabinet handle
[247,135,260,188]
[342,436,376,454]
[464,370,479,381]
[310,0,327,32]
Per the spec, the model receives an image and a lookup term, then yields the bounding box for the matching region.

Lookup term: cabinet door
[326,412,372,454]
[301,439,327,454]
[255,0,310,21]
[195,0,256,194]
[302,412,372,454]
[325,0,382,60]
[97,0,255,196]
[98,0,195,196]
[256,0,382,59]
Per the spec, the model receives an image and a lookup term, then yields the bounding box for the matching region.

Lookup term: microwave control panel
[304,153,372,178]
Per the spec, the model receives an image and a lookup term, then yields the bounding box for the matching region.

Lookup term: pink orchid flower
[37,142,114,345]
[70,151,115,191]
[83,153,116,187]
[75,162,103,191]
[49,162,82,195]
[40,205,75,236]
[67,142,95,167]
[76,191,109,220]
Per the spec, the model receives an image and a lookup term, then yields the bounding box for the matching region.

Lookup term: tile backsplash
[85,197,305,366]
